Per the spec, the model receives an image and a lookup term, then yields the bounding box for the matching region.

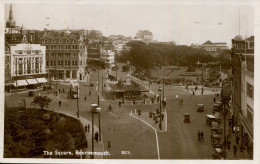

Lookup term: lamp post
[158,87,162,130]
[77,85,79,118]
[90,104,101,159]
[96,107,102,141]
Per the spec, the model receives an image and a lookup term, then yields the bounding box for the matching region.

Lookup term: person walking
[95,131,99,143]
[84,96,87,100]
[233,144,238,157]
[214,97,216,102]
[198,131,201,141]
[63,88,65,93]
[85,125,88,132]
[236,135,240,145]
[227,139,231,150]
[193,91,195,96]
[89,91,91,96]
[88,124,90,132]
[119,101,121,107]
[59,100,61,107]
[200,131,204,141]
[108,139,111,151]
[176,94,179,100]
[59,88,60,93]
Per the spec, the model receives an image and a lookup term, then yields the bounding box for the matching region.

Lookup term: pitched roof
[245,36,254,41]
[202,40,214,45]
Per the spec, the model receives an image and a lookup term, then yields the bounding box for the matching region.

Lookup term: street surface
[5,68,246,159]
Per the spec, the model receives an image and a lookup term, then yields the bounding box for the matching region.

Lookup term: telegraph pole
[91,111,94,159]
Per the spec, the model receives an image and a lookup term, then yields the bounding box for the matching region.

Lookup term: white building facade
[10,43,47,90]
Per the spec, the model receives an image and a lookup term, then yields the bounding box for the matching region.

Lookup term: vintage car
[211,134,222,148]
[213,104,220,113]
[212,148,226,159]
[197,104,204,112]
[184,113,190,123]
[206,115,216,125]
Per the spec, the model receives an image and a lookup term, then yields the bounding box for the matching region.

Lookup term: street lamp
[96,107,102,141]
[90,103,98,159]
[77,85,79,118]
[158,87,162,130]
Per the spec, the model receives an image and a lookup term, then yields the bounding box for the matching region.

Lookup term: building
[231,35,254,159]
[5,43,47,92]
[87,39,115,67]
[135,30,153,43]
[110,73,148,99]
[40,30,87,81]
[100,49,115,66]
[199,40,228,52]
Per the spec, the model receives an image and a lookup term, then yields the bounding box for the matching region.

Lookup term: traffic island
[130,109,167,132]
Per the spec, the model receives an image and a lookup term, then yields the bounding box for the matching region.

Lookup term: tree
[31,96,52,109]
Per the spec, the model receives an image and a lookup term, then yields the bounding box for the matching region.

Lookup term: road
[5,68,220,159]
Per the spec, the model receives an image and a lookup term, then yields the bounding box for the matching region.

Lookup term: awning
[26,79,38,85]
[36,78,48,83]
[16,80,28,87]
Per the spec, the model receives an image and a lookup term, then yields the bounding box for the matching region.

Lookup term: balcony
[231,48,254,54]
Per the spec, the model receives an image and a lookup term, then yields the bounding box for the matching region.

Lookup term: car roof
[206,115,216,118]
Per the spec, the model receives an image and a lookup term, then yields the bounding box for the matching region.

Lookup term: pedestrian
[63,88,64,93]
[109,104,112,111]
[84,96,87,100]
[201,88,204,95]
[195,86,197,91]
[176,94,179,100]
[233,144,238,157]
[214,97,216,102]
[227,140,231,150]
[198,131,201,141]
[200,131,204,141]
[233,126,236,134]
[95,131,99,142]
[59,88,60,93]
[88,124,90,132]
[59,100,61,107]
[85,125,88,132]
[119,101,121,107]
[236,135,239,145]
[89,91,91,96]
[217,93,219,97]
[193,91,195,95]
[108,139,111,150]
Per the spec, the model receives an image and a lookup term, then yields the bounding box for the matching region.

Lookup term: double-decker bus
[70,80,79,99]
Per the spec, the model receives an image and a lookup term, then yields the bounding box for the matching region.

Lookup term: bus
[70,80,79,99]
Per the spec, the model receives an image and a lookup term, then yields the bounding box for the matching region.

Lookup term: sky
[5,2,255,46]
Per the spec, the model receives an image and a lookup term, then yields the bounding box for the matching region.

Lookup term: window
[68,61,70,66]
[237,43,243,49]
[75,61,77,65]
[72,61,74,66]
[46,61,49,66]
[61,61,63,66]
[247,83,254,98]
[249,42,254,49]
[51,61,53,66]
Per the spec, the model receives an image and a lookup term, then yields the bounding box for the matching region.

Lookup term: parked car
[197,104,204,112]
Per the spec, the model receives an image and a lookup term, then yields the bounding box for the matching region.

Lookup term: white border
[0,0,259,164]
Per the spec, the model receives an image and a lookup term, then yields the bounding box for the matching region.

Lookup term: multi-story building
[231,35,254,159]
[40,30,87,81]
[135,30,153,43]
[87,39,115,67]
[199,40,228,51]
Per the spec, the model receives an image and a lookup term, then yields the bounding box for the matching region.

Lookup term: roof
[206,115,215,118]
[202,40,214,45]
[110,81,147,92]
[245,36,254,41]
